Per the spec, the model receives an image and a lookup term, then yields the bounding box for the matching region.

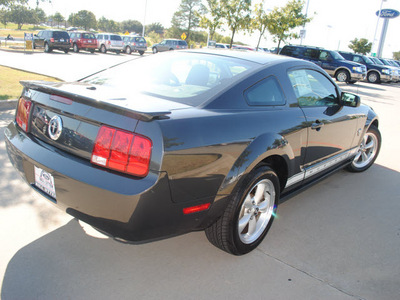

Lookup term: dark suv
[339,52,392,84]
[152,39,188,53]
[33,30,70,53]
[280,45,367,83]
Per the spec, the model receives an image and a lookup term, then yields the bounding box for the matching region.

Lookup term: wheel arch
[218,133,292,197]
[334,67,351,79]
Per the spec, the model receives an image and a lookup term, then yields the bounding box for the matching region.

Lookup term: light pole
[142,0,148,37]
[300,0,310,45]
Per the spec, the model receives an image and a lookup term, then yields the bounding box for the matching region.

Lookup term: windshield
[370,57,384,65]
[363,56,373,64]
[330,51,345,60]
[82,51,258,106]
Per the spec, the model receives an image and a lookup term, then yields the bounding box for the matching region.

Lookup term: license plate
[88,40,92,43]
[34,166,56,198]
[60,38,64,42]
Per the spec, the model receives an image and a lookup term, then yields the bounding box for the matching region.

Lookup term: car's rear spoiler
[20,80,171,122]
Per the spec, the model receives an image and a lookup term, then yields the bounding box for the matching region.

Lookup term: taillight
[16,97,32,132]
[91,126,152,177]
[50,38,55,42]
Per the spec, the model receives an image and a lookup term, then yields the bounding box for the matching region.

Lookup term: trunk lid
[22,80,188,161]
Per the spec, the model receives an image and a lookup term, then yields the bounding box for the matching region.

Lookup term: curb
[0,99,18,110]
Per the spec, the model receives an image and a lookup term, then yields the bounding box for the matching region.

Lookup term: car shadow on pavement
[1,165,399,300]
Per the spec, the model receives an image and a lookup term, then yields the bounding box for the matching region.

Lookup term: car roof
[182,49,298,65]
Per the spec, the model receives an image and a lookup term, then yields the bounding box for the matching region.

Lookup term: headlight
[352,66,362,73]
[382,68,390,75]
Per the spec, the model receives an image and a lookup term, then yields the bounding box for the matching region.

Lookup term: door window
[288,69,338,107]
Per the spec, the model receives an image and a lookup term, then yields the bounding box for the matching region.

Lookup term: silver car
[96,33,124,54]
[152,39,188,53]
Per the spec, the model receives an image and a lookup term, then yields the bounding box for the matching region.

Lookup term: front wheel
[346,125,381,172]
[152,47,157,54]
[336,70,350,82]
[205,165,279,255]
[367,71,380,84]
[44,43,52,53]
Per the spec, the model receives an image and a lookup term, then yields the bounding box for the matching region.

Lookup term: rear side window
[303,49,319,60]
[281,46,301,57]
[179,41,187,46]
[245,76,285,106]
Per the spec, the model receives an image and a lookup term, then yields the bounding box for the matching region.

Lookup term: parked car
[338,52,392,84]
[96,33,124,54]
[5,50,380,255]
[378,58,400,82]
[122,36,147,55]
[215,43,230,49]
[369,57,400,82]
[69,31,97,53]
[280,45,367,83]
[152,39,188,53]
[33,30,70,53]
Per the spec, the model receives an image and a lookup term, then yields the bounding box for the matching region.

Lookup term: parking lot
[0,50,399,299]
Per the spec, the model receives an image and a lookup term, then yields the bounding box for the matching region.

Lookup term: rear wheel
[139,50,144,55]
[126,46,132,54]
[90,49,95,54]
[44,42,52,53]
[346,125,381,172]
[64,48,69,54]
[152,47,157,54]
[73,43,79,53]
[100,45,107,53]
[205,165,279,255]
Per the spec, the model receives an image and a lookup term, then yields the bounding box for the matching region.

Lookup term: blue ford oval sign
[376,9,400,19]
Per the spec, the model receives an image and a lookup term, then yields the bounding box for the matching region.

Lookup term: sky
[29,0,400,58]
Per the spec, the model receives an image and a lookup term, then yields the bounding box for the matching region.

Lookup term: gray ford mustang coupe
[5,50,381,255]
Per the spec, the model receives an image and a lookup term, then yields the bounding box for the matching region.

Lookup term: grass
[0,66,61,100]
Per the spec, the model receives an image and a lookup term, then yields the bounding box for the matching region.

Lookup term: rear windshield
[135,37,146,43]
[110,35,122,41]
[82,52,258,106]
[82,33,96,39]
[53,31,70,39]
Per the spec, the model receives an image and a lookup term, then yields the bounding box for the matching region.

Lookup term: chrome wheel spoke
[258,199,270,213]
[354,151,362,162]
[247,217,257,236]
[254,183,266,204]
[365,140,374,150]
[238,214,251,233]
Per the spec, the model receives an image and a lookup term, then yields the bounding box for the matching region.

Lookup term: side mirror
[341,92,360,107]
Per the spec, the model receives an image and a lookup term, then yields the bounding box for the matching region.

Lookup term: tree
[120,20,143,34]
[146,22,164,34]
[349,38,372,55]
[170,0,204,42]
[199,0,223,42]
[220,0,252,48]
[267,0,311,52]
[33,7,46,24]
[69,10,97,31]
[252,2,269,50]
[0,0,27,7]
[98,16,120,33]
[0,8,10,27]
[52,12,64,28]
[8,4,36,29]
[393,51,400,61]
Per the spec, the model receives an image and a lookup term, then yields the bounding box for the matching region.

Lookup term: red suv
[69,31,97,53]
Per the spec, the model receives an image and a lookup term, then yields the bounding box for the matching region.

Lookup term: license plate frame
[34,166,56,199]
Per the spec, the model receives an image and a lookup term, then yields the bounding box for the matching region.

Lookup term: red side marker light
[183,203,211,215]
[16,97,32,132]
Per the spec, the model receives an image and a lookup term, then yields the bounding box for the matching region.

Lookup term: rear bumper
[5,121,211,242]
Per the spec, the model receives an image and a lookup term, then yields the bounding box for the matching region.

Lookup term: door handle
[311,120,324,130]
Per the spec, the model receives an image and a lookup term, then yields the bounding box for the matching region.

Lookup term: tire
[152,47,157,54]
[367,71,380,84]
[64,49,69,54]
[346,125,381,172]
[336,70,350,82]
[90,49,95,54]
[205,165,279,255]
[126,46,132,54]
[73,43,79,53]
[44,43,52,53]
[139,50,144,56]
[116,50,120,55]
[100,45,107,53]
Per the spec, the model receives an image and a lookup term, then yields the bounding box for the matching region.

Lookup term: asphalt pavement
[0,50,399,300]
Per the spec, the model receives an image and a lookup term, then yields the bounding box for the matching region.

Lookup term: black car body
[339,52,392,84]
[5,50,380,255]
[33,30,70,53]
[280,45,367,83]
